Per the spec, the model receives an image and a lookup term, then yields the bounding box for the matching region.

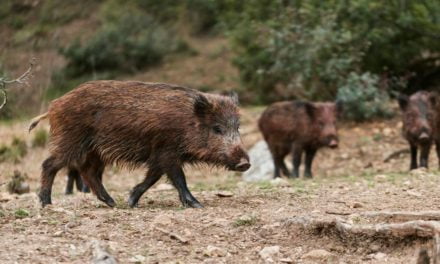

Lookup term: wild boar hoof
[183,200,204,209]
[39,191,52,207]
[127,196,140,208]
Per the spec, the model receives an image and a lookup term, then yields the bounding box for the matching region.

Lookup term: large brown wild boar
[259,100,342,178]
[398,91,440,170]
[29,80,250,208]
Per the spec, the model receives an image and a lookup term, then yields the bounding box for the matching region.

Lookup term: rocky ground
[1,108,439,263]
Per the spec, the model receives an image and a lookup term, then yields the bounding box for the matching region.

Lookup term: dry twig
[155,226,189,244]
[0,58,35,110]
[383,148,410,162]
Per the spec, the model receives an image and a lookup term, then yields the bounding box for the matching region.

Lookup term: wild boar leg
[278,159,290,177]
[291,145,303,178]
[410,144,418,170]
[39,155,64,206]
[436,141,440,169]
[65,168,77,195]
[128,167,163,208]
[167,165,203,208]
[304,147,317,178]
[80,153,115,207]
[419,144,431,168]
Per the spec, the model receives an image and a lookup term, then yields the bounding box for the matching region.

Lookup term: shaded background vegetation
[0,0,439,121]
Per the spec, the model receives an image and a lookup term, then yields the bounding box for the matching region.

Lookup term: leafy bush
[60,13,179,78]
[222,0,440,108]
[337,72,393,122]
[32,128,49,148]
[0,137,27,163]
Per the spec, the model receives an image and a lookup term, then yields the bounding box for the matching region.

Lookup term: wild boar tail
[28,112,48,132]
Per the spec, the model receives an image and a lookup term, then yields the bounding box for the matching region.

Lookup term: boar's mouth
[226,158,251,172]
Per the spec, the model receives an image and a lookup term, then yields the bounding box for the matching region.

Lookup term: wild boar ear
[398,94,409,110]
[228,91,239,105]
[429,92,438,107]
[194,94,212,118]
[304,102,316,119]
[220,91,239,105]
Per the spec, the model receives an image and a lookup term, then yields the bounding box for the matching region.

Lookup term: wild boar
[65,168,91,195]
[29,81,250,208]
[259,100,342,178]
[398,91,439,169]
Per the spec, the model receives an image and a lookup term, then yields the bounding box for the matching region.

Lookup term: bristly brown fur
[47,81,240,168]
[258,100,340,178]
[399,91,440,169]
[35,80,250,208]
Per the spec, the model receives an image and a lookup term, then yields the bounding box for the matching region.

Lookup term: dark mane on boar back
[32,80,250,208]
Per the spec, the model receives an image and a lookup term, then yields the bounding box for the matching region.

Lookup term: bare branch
[383,148,410,162]
[0,89,6,111]
[0,58,35,110]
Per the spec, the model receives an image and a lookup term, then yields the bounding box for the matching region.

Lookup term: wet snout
[418,131,431,143]
[235,157,251,171]
[328,139,338,149]
[228,145,251,172]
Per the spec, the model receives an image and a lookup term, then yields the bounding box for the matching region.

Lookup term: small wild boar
[259,100,342,178]
[398,91,439,170]
[29,81,250,208]
[65,168,91,195]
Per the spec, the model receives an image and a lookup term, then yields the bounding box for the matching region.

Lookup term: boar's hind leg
[39,156,64,207]
[80,153,115,207]
[419,144,431,168]
[291,145,303,178]
[167,165,203,208]
[128,167,163,208]
[65,168,77,195]
[410,144,418,170]
[304,147,317,178]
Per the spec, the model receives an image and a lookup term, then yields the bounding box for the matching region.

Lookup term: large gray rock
[243,140,274,182]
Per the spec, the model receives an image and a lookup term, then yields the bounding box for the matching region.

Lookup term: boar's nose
[235,158,251,172]
[419,132,430,142]
[328,139,338,149]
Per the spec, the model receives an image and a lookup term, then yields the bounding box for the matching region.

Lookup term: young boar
[30,81,250,208]
[259,101,342,178]
[398,91,439,170]
[65,168,91,195]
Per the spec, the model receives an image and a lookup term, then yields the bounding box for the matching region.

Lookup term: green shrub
[32,129,49,148]
[337,72,393,122]
[0,137,27,163]
[14,209,30,219]
[60,12,180,78]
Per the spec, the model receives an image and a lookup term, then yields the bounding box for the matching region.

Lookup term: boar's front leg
[65,168,77,195]
[419,143,431,168]
[291,145,303,178]
[436,141,440,169]
[410,144,418,170]
[304,147,317,178]
[167,165,203,208]
[128,167,163,208]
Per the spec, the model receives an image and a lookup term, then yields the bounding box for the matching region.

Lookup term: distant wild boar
[65,168,91,195]
[398,91,440,170]
[29,81,250,208]
[259,101,342,178]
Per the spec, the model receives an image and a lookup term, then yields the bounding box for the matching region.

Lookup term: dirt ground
[1,108,439,264]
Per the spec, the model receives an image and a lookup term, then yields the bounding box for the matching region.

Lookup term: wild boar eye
[212,125,223,135]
